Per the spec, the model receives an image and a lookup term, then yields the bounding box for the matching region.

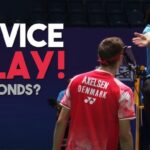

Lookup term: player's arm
[118,87,135,150]
[132,32,150,47]
[119,119,133,150]
[52,107,70,150]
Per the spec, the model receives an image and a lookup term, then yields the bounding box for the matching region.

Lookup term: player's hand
[132,32,149,47]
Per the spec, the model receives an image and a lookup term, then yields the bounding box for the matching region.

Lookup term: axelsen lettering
[82,76,109,89]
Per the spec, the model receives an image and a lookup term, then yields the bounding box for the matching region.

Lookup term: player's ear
[120,54,124,60]
[119,54,124,66]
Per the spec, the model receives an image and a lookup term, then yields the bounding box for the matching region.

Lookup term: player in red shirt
[53,37,135,150]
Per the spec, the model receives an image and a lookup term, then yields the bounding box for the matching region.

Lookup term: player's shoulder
[114,78,132,92]
[143,24,150,34]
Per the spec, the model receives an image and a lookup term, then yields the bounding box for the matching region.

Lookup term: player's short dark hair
[98,37,124,66]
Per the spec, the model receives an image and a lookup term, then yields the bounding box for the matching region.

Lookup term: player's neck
[99,66,117,76]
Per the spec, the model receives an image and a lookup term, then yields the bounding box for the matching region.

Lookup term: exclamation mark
[58,51,65,79]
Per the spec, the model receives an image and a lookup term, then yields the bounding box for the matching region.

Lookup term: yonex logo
[84,97,96,104]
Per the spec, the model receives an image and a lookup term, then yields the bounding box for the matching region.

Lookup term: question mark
[33,84,41,95]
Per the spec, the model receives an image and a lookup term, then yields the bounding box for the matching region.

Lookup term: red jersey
[61,69,135,150]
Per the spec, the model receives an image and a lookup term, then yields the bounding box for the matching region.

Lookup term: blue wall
[0,27,146,150]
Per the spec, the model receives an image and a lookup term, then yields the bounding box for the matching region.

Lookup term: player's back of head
[98,37,124,67]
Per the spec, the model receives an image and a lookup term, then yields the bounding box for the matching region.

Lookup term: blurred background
[0,0,149,150]
[0,0,150,27]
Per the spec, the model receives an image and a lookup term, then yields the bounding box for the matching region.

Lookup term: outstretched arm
[132,32,150,47]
